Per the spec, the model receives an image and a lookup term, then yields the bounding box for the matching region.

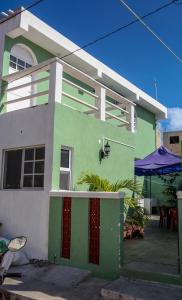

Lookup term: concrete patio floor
[101,276,182,300]
[0,264,109,300]
[1,264,182,300]
[124,215,179,275]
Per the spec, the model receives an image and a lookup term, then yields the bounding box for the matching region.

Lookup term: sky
[1,0,182,131]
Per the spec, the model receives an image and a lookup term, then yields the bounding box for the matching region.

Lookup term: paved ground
[1,264,182,299]
[0,264,109,300]
[101,277,182,300]
[124,215,179,275]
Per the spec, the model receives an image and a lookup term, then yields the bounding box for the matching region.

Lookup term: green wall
[48,196,124,279]
[135,105,156,159]
[134,105,156,192]
[48,103,156,278]
[52,104,135,190]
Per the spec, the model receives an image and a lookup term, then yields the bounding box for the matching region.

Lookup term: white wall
[0,190,49,259]
[0,105,53,259]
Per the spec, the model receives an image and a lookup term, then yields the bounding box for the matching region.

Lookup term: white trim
[60,147,72,190]
[105,112,129,125]
[49,60,63,105]
[102,136,135,150]
[49,190,125,199]
[106,100,129,114]
[2,58,53,82]
[95,86,106,121]
[62,91,98,111]
[2,57,134,107]
[6,76,49,92]
[10,43,37,65]
[63,77,98,98]
[2,145,45,189]
[5,90,49,104]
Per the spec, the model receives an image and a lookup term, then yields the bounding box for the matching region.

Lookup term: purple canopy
[135,146,182,176]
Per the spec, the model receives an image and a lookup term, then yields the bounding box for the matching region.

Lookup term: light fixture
[99,141,111,162]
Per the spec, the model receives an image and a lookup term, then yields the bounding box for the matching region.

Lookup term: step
[101,277,182,300]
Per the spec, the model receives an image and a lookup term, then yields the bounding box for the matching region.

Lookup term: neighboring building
[156,127,162,148]
[163,131,182,155]
[0,9,166,277]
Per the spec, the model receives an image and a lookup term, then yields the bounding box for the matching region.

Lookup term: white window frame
[9,54,32,71]
[60,147,72,190]
[2,145,45,190]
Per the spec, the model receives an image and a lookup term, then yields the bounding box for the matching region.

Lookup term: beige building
[156,128,162,148]
[163,131,182,155]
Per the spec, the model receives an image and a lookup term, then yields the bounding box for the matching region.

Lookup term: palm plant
[77,172,141,208]
[77,172,149,229]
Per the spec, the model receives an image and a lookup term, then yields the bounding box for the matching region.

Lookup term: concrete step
[101,277,182,300]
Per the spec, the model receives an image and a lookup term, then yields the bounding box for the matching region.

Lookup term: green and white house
[0,8,167,278]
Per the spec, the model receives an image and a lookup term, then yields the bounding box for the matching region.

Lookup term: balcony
[0,58,135,132]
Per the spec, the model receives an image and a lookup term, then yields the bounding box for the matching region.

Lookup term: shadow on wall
[136,105,156,130]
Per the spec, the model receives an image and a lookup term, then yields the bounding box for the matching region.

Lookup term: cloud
[156,121,163,132]
[159,107,182,132]
[166,108,182,131]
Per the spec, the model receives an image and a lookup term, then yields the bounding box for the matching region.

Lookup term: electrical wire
[118,0,182,63]
[0,0,46,25]
[0,0,180,87]
[51,0,179,60]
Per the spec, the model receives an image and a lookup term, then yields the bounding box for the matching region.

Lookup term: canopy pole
[150,175,152,200]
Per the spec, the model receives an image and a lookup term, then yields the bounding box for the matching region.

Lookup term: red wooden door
[89,198,100,264]
[61,197,71,259]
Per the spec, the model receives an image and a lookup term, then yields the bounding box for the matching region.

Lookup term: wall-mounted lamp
[99,140,111,162]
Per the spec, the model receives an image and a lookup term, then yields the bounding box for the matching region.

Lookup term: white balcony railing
[1,57,135,132]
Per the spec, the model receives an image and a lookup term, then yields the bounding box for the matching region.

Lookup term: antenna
[154,78,158,100]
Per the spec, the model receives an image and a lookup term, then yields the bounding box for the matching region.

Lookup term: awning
[135,146,182,176]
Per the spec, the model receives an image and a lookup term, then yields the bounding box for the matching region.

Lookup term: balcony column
[44,59,63,192]
[95,86,106,121]
[49,59,63,105]
[126,104,135,133]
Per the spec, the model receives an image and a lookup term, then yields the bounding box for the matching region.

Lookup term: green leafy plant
[162,185,177,207]
[78,172,148,228]
[78,172,141,193]
[126,207,149,228]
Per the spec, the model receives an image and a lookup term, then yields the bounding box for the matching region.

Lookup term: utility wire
[51,0,179,60]
[0,0,180,87]
[118,0,182,63]
[0,0,46,25]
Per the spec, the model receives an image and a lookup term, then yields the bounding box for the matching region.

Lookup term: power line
[0,0,179,88]
[54,0,178,60]
[0,0,46,25]
[118,0,182,63]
